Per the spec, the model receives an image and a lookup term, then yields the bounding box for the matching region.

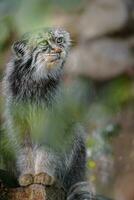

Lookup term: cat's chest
[11,102,50,139]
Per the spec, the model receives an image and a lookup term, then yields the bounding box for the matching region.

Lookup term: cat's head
[12,28,71,80]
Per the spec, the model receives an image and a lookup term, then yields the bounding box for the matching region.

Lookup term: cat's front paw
[19,174,34,186]
[34,172,55,186]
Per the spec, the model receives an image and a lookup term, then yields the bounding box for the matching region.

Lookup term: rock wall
[64,0,134,80]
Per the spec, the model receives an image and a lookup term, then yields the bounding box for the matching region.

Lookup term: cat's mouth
[37,52,63,70]
[38,52,61,62]
[45,53,61,63]
[44,53,62,70]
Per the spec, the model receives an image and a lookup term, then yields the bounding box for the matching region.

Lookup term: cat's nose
[52,48,62,54]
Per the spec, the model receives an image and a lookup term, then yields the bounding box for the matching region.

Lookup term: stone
[79,0,128,39]
[124,0,134,20]
[65,38,134,80]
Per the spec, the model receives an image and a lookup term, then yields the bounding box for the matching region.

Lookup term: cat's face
[12,28,71,80]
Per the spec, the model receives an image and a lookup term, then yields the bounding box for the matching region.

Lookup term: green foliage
[0,19,10,51]
[0,127,16,173]
[12,0,85,34]
[14,0,52,33]
[0,0,86,34]
[99,76,134,112]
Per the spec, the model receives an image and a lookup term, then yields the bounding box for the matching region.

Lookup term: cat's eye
[56,37,64,44]
[39,40,48,51]
[43,40,48,46]
[39,40,48,46]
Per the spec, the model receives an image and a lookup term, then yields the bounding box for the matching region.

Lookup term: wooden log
[0,182,66,200]
[8,185,46,200]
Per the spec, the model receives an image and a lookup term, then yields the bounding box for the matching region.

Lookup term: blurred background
[0,0,134,199]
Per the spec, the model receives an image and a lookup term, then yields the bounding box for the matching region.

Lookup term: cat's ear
[12,40,27,58]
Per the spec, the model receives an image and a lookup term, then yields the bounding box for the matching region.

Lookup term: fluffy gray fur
[3,27,94,199]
